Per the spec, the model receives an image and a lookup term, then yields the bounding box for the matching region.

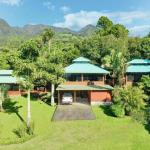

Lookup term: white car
[62,93,73,104]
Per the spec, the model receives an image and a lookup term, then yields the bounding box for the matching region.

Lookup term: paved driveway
[52,103,95,121]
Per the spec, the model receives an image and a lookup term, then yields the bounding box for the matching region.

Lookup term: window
[65,74,81,81]
[83,74,103,81]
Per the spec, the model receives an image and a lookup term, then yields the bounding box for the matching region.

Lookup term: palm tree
[41,28,56,106]
[42,28,54,53]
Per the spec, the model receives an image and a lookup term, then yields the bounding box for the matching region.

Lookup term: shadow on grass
[144,124,150,134]
[100,105,114,117]
[3,98,25,124]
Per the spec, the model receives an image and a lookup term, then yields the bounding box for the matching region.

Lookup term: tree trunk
[51,84,55,106]
[27,89,31,127]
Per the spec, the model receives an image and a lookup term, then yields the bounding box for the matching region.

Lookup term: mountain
[79,24,96,36]
[0,18,95,38]
[0,18,16,35]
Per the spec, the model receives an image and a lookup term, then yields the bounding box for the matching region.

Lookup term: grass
[0,97,150,150]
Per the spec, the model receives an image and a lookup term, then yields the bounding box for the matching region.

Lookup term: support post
[81,74,83,82]
[74,91,76,103]
[58,91,60,105]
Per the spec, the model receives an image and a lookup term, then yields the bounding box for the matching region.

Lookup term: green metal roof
[0,70,13,75]
[127,65,150,73]
[0,70,18,84]
[128,59,150,65]
[73,57,90,63]
[56,84,113,91]
[0,76,17,84]
[65,57,109,74]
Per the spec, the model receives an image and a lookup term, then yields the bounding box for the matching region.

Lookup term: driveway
[52,103,95,121]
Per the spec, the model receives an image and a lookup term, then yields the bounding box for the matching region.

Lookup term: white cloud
[60,6,70,13]
[53,11,103,30]
[43,1,55,11]
[0,0,22,6]
[53,10,150,31]
[129,25,150,37]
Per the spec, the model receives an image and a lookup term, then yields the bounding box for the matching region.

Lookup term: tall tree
[41,28,54,53]
[97,16,113,31]
[14,39,40,126]
[41,28,61,106]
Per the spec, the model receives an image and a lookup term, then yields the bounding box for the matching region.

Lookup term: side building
[0,70,20,96]
[56,57,113,105]
[126,59,150,86]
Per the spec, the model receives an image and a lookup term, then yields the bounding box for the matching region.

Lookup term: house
[56,57,113,105]
[0,70,20,96]
[126,59,150,85]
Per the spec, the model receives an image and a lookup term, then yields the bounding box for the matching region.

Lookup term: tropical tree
[112,86,147,117]
[41,28,61,106]
[14,39,40,126]
[36,50,65,106]
[41,28,55,53]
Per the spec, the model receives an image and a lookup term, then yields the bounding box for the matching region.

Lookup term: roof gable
[0,70,13,75]
[128,59,150,65]
[65,57,109,74]
[73,57,90,63]
[126,59,150,73]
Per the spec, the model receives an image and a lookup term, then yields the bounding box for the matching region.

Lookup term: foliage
[40,92,51,103]
[140,38,150,59]
[138,75,150,101]
[132,109,146,124]
[13,124,27,138]
[0,85,9,112]
[97,16,113,30]
[111,104,125,118]
[112,86,147,116]
[110,24,128,38]
[13,121,34,139]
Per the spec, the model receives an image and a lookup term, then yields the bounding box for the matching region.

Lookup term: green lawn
[0,97,150,150]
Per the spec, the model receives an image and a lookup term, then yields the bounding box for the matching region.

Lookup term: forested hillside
[0,16,149,77]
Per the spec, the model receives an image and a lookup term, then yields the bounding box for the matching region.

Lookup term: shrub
[138,75,150,102]
[27,121,34,135]
[111,104,125,118]
[131,110,146,124]
[13,121,35,138]
[13,124,27,138]
[40,92,51,103]
[112,86,147,116]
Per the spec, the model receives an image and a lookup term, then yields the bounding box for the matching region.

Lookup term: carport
[56,84,113,105]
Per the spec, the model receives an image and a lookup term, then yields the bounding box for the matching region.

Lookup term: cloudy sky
[0,0,150,36]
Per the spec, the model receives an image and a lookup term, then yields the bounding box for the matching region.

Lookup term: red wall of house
[90,91,112,102]
[8,91,21,96]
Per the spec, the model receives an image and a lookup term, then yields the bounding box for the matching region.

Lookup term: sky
[0,0,150,36]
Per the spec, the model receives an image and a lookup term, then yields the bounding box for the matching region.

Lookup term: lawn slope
[0,97,150,150]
